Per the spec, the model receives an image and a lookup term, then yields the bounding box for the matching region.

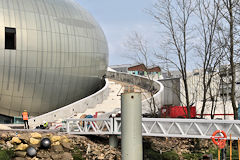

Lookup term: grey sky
[78,0,157,65]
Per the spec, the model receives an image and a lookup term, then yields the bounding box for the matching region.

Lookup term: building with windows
[110,64,162,79]
[128,64,147,76]
[127,64,162,79]
[178,65,240,119]
[219,63,240,99]
[0,0,108,117]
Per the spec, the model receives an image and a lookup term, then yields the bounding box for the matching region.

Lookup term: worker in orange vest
[22,110,29,129]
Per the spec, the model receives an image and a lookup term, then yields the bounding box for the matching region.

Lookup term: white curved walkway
[73,79,151,118]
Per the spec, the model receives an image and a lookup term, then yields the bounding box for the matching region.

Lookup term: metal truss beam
[66,118,240,140]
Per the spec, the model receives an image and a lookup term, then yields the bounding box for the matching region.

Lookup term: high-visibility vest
[43,122,48,128]
[22,112,28,120]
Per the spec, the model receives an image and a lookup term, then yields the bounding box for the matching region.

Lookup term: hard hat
[24,109,27,112]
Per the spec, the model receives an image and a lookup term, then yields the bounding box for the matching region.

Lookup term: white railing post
[66,120,70,133]
[110,118,114,134]
[114,118,120,134]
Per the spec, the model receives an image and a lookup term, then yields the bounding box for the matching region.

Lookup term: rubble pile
[71,136,121,160]
[0,131,121,160]
[0,131,216,160]
[145,137,215,156]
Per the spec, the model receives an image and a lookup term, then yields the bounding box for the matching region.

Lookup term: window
[193,72,199,76]
[5,27,16,50]
[139,71,144,76]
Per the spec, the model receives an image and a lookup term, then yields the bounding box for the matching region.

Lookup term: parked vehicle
[160,106,196,118]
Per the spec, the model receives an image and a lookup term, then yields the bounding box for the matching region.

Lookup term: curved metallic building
[0,0,108,116]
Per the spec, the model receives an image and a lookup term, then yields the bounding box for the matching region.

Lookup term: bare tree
[125,32,159,116]
[195,0,224,118]
[149,0,196,118]
[219,70,228,120]
[217,0,240,119]
[125,32,155,67]
[209,76,221,119]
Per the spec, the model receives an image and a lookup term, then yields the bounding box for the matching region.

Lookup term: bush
[72,153,85,160]
[182,152,202,160]
[0,149,14,160]
[161,151,179,160]
[72,147,85,160]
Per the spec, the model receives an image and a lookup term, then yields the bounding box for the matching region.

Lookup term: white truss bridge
[66,118,240,140]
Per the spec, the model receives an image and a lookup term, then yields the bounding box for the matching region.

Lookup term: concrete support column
[121,92,142,160]
[109,135,118,148]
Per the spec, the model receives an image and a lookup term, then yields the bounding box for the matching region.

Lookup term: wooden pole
[218,148,220,160]
[238,138,240,160]
[230,134,232,160]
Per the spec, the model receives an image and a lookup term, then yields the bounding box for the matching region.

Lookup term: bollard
[121,92,142,160]
[109,135,118,148]
[230,134,232,160]
[238,138,240,160]
[218,148,220,160]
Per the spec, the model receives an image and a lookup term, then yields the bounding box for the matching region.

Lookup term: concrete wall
[106,71,165,114]
[30,71,166,127]
[158,78,181,106]
[29,79,109,127]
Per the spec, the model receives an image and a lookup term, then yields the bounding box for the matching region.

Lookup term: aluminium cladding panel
[0,0,108,117]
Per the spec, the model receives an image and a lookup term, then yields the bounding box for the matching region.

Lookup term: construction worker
[22,110,29,129]
[43,121,48,129]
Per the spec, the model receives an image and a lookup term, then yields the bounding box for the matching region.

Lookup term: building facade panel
[0,0,108,117]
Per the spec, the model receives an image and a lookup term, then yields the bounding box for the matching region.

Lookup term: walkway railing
[66,118,113,135]
[66,118,240,140]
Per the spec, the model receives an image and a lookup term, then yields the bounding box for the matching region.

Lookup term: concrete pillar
[121,92,142,160]
[109,135,118,148]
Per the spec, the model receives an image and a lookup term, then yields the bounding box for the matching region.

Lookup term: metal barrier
[66,118,240,140]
